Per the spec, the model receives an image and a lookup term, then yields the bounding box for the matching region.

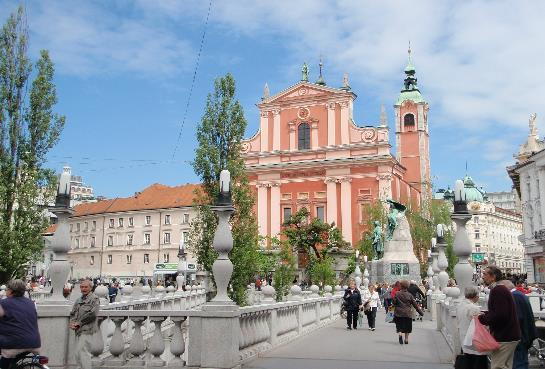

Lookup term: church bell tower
[394,47,431,203]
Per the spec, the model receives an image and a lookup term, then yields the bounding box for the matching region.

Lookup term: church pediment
[261,82,351,105]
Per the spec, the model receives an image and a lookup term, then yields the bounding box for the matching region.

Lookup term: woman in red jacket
[391,281,400,298]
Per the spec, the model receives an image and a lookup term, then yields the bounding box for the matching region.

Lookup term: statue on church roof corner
[386,199,407,240]
[301,62,309,82]
[371,220,384,260]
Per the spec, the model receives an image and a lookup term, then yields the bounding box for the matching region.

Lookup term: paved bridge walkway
[244,310,453,369]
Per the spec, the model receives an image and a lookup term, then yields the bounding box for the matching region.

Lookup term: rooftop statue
[386,199,407,240]
[301,62,309,82]
[371,221,384,260]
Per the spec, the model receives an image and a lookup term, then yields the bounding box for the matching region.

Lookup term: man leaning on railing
[69,278,99,369]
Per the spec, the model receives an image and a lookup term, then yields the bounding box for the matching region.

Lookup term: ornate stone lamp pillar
[436,224,449,296]
[207,169,236,309]
[452,179,474,300]
[362,255,369,290]
[48,167,73,305]
[187,170,240,369]
[431,238,440,294]
[353,250,362,289]
[176,238,187,295]
[427,249,434,292]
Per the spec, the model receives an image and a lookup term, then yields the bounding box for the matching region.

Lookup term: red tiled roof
[72,183,201,217]
[44,224,58,235]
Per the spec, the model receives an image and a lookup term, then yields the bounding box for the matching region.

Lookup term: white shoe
[368,327,372,330]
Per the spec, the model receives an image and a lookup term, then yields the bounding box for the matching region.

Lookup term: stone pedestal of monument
[370,214,421,284]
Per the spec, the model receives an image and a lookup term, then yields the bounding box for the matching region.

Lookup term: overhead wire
[171,0,213,159]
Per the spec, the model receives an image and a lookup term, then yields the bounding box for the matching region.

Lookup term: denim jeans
[513,342,528,369]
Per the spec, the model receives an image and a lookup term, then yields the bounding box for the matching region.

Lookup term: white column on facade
[327,102,336,146]
[272,109,281,151]
[521,176,533,240]
[340,101,350,145]
[257,183,268,238]
[325,178,338,225]
[377,173,392,202]
[538,168,545,227]
[530,172,541,233]
[340,177,353,243]
[270,182,281,237]
[311,122,319,150]
[260,111,269,151]
[288,122,296,151]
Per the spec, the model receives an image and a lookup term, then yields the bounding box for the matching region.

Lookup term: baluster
[127,317,146,366]
[147,317,166,366]
[90,317,105,367]
[106,317,125,366]
[238,316,244,349]
[170,317,186,365]
[250,313,258,346]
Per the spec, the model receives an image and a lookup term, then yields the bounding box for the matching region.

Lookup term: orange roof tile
[72,183,201,217]
[43,224,58,235]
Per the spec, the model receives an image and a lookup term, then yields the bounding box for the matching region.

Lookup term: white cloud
[2,1,196,77]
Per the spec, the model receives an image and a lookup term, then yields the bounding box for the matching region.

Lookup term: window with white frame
[475,231,480,239]
[107,255,112,264]
[84,222,88,231]
[144,233,151,244]
[90,256,95,265]
[127,234,133,245]
[109,219,114,228]
[118,218,124,227]
[70,224,73,232]
[128,217,134,227]
[316,206,325,222]
[75,238,80,248]
[92,221,96,231]
[163,253,169,263]
[182,213,190,224]
[164,214,171,225]
[182,231,189,244]
[126,255,132,264]
[144,254,150,263]
[475,243,481,252]
[164,232,171,244]
[76,223,80,232]
[90,236,96,248]
[283,207,292,222]
[145,215,151,225]
[108,235,113,246]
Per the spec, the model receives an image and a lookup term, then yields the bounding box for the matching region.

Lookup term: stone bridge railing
[37,285,342,368]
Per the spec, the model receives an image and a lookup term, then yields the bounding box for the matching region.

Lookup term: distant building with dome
[438,174,525,275]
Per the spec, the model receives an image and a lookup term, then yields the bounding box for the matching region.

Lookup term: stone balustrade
[36,287,341,368]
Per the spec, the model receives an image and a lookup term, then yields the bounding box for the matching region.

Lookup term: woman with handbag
[393,280,424,344]
[366,285,381,331]
[457,286,487,369]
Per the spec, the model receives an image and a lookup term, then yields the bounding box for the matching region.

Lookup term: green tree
[307,254,336,288]
[0,7,65,282]
[271,239,297,301]
[188,73,260,305]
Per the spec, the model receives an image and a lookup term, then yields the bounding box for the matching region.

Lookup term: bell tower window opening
[298,122,310,150]
[404,113,415,127]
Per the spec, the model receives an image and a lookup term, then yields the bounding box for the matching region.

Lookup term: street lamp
[451,178,474,300]
[176,237,187,293]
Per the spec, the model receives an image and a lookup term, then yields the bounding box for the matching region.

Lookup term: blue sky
[1,1,544,198]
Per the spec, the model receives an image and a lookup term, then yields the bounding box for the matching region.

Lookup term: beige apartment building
[67,183,200,279]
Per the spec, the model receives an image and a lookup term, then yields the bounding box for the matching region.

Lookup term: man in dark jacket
[343,280,363,330]
[479,266,521,369]
[0,279,41,369]
[499,280,537,369]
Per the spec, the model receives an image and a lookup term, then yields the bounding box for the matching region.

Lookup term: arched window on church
[404,113,415,127]
[298,122,310,150]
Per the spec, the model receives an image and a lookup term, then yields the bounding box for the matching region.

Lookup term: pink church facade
[242,55,430,247]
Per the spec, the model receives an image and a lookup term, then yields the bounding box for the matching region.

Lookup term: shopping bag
[385,309,395,323]
[472,316,500,352]
[358,312,363,326]
[462,317,477,352]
